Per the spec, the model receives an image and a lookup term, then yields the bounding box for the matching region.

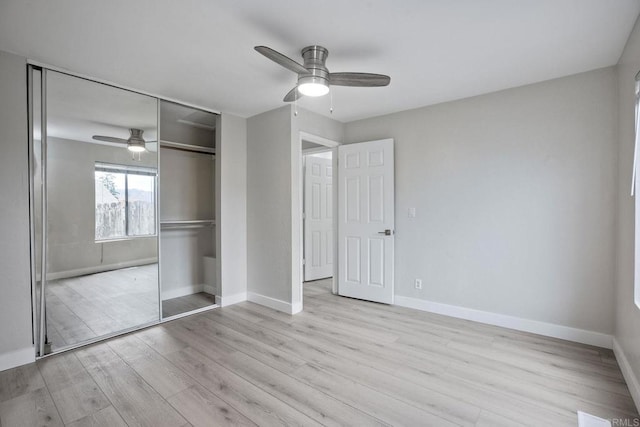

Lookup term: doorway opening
[294,133,395,310]
[297,132,339,310]
[303,150,332,284]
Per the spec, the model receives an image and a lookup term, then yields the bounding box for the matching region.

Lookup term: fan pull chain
[330,90,334,114]
[294,93,298,117]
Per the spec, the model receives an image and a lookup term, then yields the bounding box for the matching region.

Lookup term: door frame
[293,132,340,313]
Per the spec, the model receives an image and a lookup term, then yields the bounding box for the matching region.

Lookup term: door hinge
[302,259,306,265]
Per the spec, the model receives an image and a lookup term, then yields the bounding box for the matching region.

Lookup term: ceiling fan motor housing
[128,128,146,151]
[299,45,329,87]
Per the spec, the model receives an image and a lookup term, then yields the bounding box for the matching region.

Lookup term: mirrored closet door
[31,68,160,356]
[159,101,218,318]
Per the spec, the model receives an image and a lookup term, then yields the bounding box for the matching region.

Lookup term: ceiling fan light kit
[126,129,147,152]
[254,44,390,105]
[127,142,146,152]
[298,75,329,97]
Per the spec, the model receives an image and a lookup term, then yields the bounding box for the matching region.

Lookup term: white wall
[246,105,344,312]
[294,108,344,143]
[615,15,640,409]
[345,67,618,339]
[47,137,157,277]
[247,106,293,304]
[0,51,35,370]
[160,147,215,221]
[216,113,248,305]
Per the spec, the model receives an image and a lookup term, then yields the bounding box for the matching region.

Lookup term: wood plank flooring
[1,279,638,426]
[162,292,216,318]
[46,265,159,351]
[46,265,216,351]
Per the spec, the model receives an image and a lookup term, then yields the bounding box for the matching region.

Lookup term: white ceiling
[1,0,639,123]
[45,70,158,145]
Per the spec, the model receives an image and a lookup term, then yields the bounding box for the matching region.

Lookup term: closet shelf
[160,140,215,155]
[160,219,216,230]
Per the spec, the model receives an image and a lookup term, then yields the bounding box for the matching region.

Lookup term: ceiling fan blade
[283,87,304,102]
[255,46,309,75]
[92,135,128,144]
[329,72,391,87]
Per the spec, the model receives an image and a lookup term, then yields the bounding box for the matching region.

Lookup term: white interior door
[304,154,333,281]
[338,139,394,304]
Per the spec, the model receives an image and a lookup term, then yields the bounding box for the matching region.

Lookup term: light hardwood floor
[162,292,216,318]
[46,265,216,351]
[1,279,638,426]
[46,265,159,351]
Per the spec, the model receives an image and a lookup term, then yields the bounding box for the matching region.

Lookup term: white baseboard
[291,301,303,315]
[203,285,217,295]
[247,292,297,315]
[47,258,157,281]
[0,346,35,372]
[394,296,613,349]
[162,284,205,300]
[217,292,247,307]
[613,337,640,412]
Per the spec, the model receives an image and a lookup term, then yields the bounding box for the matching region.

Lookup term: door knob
[378,229,392,236]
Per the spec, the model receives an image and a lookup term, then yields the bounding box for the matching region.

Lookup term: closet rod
[161,224,214,230]
[160,219,215,230]
[159,140,215,155]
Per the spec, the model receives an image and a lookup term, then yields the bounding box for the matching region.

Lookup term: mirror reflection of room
[36,70,160,353]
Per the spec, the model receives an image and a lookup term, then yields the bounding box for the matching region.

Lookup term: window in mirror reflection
[95,162,156,240]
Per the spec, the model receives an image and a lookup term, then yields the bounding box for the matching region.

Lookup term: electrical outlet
[408,207,416,218]
[414,279,422,290]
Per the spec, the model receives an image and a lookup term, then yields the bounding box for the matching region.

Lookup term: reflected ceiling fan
[254,45,391,102]
[92,128,153,152]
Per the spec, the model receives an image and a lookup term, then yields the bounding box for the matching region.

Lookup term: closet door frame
[27,60,221,359]
[27,64,47,357]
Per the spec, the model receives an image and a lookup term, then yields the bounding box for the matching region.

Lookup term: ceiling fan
[255,45,391,102]
[92,128,152,152]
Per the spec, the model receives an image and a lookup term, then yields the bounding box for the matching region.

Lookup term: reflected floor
[45,264,159,352]
[162,292,216,318]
